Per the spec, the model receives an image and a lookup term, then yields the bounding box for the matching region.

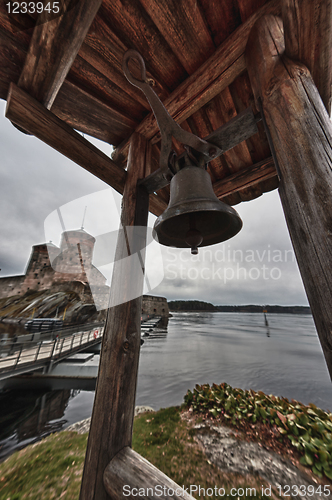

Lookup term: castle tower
[52,229,96,281]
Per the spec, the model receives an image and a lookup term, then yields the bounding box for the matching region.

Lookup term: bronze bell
[153,166,242,254]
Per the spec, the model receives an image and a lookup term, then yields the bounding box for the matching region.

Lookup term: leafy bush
[184,382,332,480]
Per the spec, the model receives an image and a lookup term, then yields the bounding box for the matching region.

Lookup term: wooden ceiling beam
[6,83,127,194]
[213,157,277,200]
[5,82,167,217]
[138,0,215,75]
[18,0,103,109]
[112,0,281,164]
[52,80,138,146]
[282,0,332,112]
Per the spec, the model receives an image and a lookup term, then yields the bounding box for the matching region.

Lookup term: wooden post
[104,447,195,500]
[79,133,150,500]
[245,15,332,378]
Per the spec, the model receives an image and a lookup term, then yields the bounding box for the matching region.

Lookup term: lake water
[1,312,332,461]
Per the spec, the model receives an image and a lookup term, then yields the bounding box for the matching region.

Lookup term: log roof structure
[1,0,331,217]
[2,2,332,499]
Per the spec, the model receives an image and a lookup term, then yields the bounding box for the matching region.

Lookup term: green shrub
[184,382,332,480]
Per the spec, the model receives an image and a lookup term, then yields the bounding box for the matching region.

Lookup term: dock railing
[0,322,104,380]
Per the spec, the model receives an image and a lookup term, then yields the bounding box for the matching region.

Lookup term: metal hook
[122,50,148,87]
[123,50,223,171]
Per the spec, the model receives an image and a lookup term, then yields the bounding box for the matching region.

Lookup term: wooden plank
[138,0,215,74]
[200,0,242,47]
[18,0,103,108]
[237,0,267,23]
[112,0,281,163]
[0,29,26,100]
[52,80,137,147]
[104,447,196,500]
[282,0,332,111]
[205,90,253,173]
[83,15,169,103]
[246,14,332,378]
[99,0,186,90]
[69,54,147,122]
[140,108,260,194]
[229,71,271,162]
[213,157,277,199]
[149,193,167,217]
[0,1,34,44]
[79,133,150,500]
[6,83,127,194]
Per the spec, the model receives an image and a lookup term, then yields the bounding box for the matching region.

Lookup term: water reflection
[2,312,332,463]
[0,388,76,462]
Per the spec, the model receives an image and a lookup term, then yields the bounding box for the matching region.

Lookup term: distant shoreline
[171,310,312,314]
[168,301,311,315]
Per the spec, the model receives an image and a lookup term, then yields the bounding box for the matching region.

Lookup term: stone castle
[0,229,168,317]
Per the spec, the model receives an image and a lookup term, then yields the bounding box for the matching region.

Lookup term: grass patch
[0,406,280,500]
[133,406,274,499]
[0,431,88,499]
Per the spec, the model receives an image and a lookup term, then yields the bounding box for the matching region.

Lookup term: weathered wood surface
[229,71,271,163]
[200,0,242,47]
[214,157,277,199]
[18,0,103,108]
[52,80,137,146]
[99,0,185,90]
[246,15,332,377]
[282,0,332,112]
[111,0,281,163]
[138,0,215,75]
[79,133,150,500]
[5,83,126,194]
[104,447,196,500]
[140,108,261,194]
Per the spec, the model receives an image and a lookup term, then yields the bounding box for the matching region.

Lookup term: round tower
[53,229,96,277]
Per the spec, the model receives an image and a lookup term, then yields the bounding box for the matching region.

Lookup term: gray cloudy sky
[0,100,309,306]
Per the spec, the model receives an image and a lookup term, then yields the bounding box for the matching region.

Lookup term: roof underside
[1,0,331,215]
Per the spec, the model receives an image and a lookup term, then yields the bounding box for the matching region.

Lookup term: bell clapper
[185,213,203,254]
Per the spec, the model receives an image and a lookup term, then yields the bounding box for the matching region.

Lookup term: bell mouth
[152,167,242,250]
[153,208,242,248]
[152,166,243,250]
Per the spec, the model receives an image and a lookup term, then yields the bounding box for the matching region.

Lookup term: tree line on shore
[168,300,311,314]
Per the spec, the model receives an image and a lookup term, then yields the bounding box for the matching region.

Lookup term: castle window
[34,273,38,278]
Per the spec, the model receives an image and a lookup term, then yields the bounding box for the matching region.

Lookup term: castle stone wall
[142,295,169,317]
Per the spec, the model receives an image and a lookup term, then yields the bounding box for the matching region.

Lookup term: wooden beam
[18,0,103,108]
[138,0,215,75]
[6,83,126,194]
[112,0,281,163]
[140,108,261,195]
[214,157,277,199]
[52,79,138,146]
[79,133,150,500]
[104,447,196,500]
[282,0,332,112]
[246,15,332,378]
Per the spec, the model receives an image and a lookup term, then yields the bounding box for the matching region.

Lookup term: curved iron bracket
[122,50,223,172]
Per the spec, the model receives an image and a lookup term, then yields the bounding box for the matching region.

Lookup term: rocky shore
[65,405,155,434]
